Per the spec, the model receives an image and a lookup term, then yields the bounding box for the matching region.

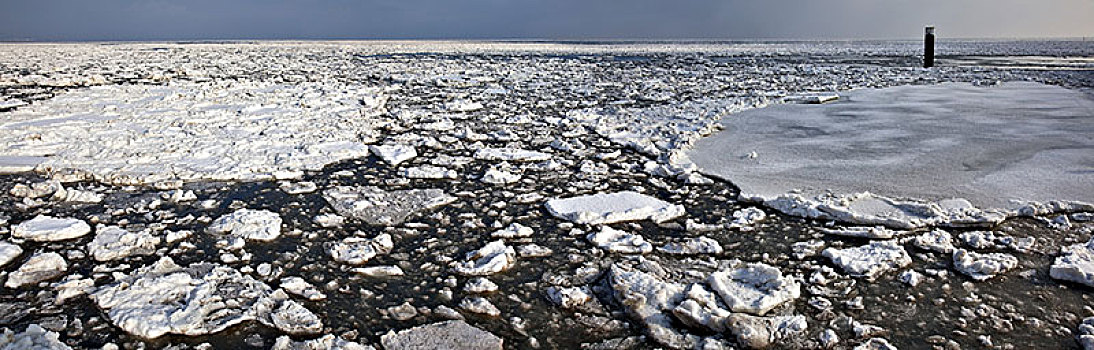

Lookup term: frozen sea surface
[690,81,1094,227]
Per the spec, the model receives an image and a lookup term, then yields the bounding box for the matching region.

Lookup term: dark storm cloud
[1,0,1091,41]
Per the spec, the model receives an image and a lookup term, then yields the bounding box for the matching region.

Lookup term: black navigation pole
[924,26,935,68]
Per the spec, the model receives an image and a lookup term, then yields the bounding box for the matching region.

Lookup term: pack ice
[0,82,386,184]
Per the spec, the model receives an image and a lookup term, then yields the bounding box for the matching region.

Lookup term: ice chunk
[0,324,72,350]
[546,286,592,309]
[545,191,684,225]
[707,262,801,315]
[11,215,91,242]
[729,207,767,228]
[463,277,499,294]
[473,147,551,162]
[281,277,327,301]
[351,266,406,278]
[821,226,898,239]
[400,165,457,180]
[0,241,22,268]
[658,237,723,255]
[822,241,912,279]
[323,186,455,226]
[725,314,808,350]
[607,263,694,349]
[369,144,417,166]
[854,338,897,350]
[380,320,502,350]
[480,168,520,185]
[329,234,393,265]
[952,249,1017,281]
[491,223,533,239]
[453,240,516,276]
[279,181,319,195]
[207,209,282,241]
[587,226,653,254]
[672,284,732,333]
[1051,239,1094,287]
[87,225,161,262]
[459,297,501,317]
[4,252,67,288]
[910,229,955,253]
[90,257,322,338]
[271,334,374,350]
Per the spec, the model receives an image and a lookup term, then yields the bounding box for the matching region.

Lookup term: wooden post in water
[924,26,935,68]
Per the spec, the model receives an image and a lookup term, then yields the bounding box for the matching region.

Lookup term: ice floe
[587,226,653,254]
[207,209,283,242]
[90,257,322,338]
[369,144,417,166]
[4,252,67,289]
[1051,238,1094,287]
[323,186,456,226]
[11,215,91,242]
[0,241,22,268]
[329,233,394,265]
[87,225,161,261]
[545,191,684,225]
[951,249,1018,281]
[490,223,533,239]
[473,147,551,162]
[271,334,374,350]
[0,324,71,350]
[909,229,955,253]
[453,240,516,276]
[546,286,592,309]
[400,165,457,179]
[725,314,808,349]
[380,320,502,350]
[707,262,801,315]
[822,241,912,279]
[658,237,723,255]
[281,276,327,301]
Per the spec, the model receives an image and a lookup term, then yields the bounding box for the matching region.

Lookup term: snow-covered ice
[323,186,456,226]
[691,82,1094,228]
[0,82,386,184]
[380,320,502,350]
[707,262,801,315]
[473,147,551,162]
[0,241,22,268]
[329,233,393,265]
[0,324,71,350]
[545,191,684,225]
[822,241,912,279]
[587,226,653,254]
[1051,238,1094,287]
[369,144,417,166]
[453,240,516,276]
[87,225,161,261]
[4,252,67,289]
[207,209,283,242]
[952,249,1018,281]
[11,215,91,242]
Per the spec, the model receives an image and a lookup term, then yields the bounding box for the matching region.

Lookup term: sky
[1,0,1093,41]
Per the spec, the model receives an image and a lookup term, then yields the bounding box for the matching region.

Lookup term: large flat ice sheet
[689,82,1094,227]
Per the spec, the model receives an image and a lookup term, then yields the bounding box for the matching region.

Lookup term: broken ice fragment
[369,144,417,166]
[910,229,955,253]
[400,165,457,179]
[4,252,68,289]
[1051,238,1094,287]
[545,191,684,225]
[658,237,723,255]
[473,147,551,162]
[821,226,898,239]
[11,215,91,242]
[0,241,22,268]
[725,314,808,350]
[380,320,503,350]
[207,209,283,241]
[87,225,161,262]
[329,234,393,265]
[480,168,520,185]
[323,186,456,226]
[453,240,516,276]
[280,277,327,301]
[707,262,801,315]
[459,297,501,317]
[952,249,1018,281]
[822,241,912,279]
[491,223,533,239]
[271,334,373,350]
[586,226,653,255]
[546,286,592,309]
[0,324,72,350]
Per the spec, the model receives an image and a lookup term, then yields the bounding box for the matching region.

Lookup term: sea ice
[90,257,322,338]
[725,314,808,350]
[658,237,723,255]
[473,147,551,162]
[587,226,653,254]
[545,191,685,225]
[329,234,393,265]
[910,229,955,253]
[207,209,282,243]
[691,82,1094,228]
[480,168,520,184]
[369,144,417,166]
[323,186,456,226]
[453,240,516,276]
[380,320,502,350]
[0,241,22,268]
[0,324,71,350]
[952,249,1018,281]
[4,252,67,289]
[546,286,592,309]
[707,262,801,315]
[822,226,899,239]
[11,215,91,242]
[271,334,374,350]
[1050,238,1094,287]
[400,165,457,179]
[87,225,161,261]
[0,82,385,184]
[822,241,912,279]
[607,263,694,349]
[491,223,533,239]
[459,297,501,317]
[281,277,327,301]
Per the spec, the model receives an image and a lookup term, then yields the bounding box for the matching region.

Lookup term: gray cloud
[1,0,1091,41]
